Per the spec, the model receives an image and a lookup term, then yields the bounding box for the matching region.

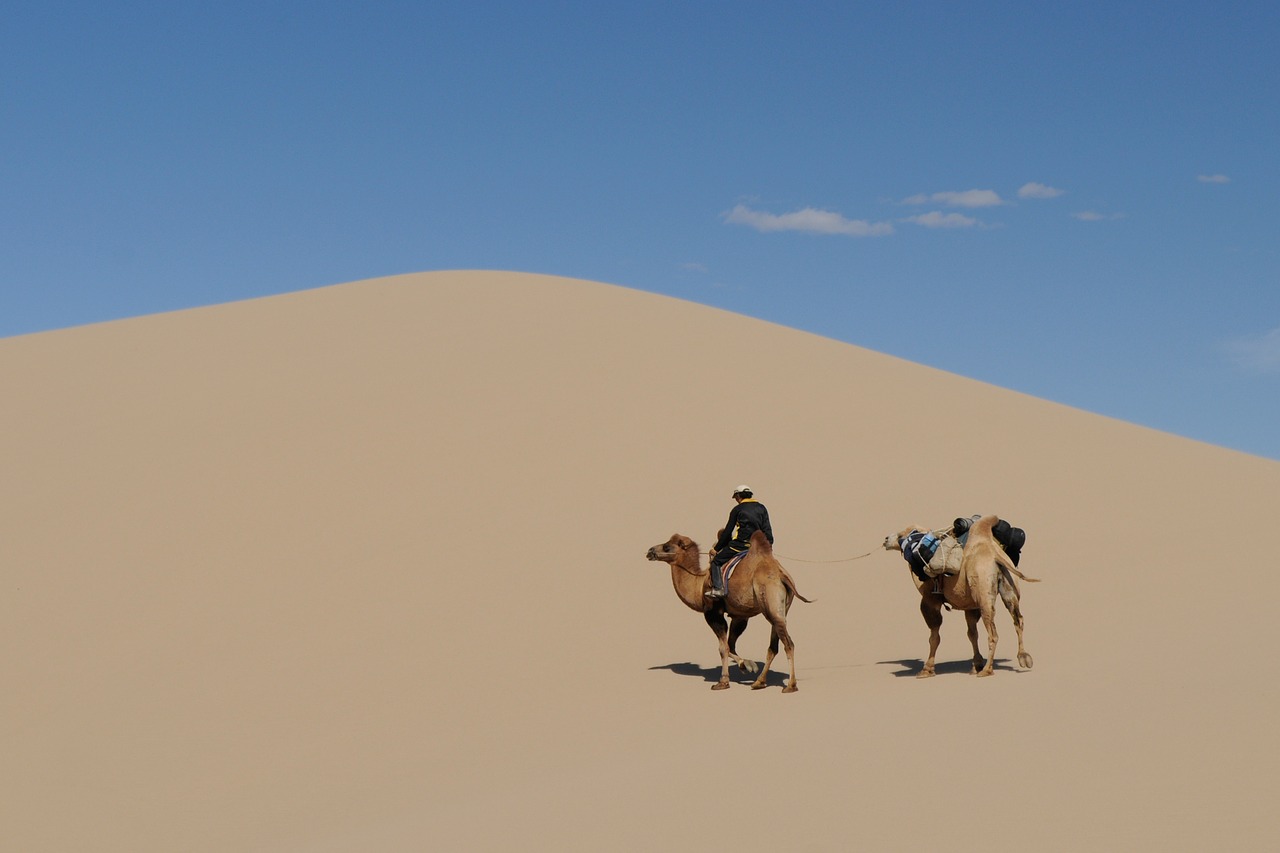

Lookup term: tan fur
[882,516,1039,678]
[646,530,811,693]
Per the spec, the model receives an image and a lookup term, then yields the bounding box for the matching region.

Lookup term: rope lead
[778,551,874,564]
[705,548,879,564]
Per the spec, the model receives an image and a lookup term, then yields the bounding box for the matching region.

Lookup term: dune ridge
[3,270,1278,851]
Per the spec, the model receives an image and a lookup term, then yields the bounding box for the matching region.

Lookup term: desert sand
[3,270,1278,851]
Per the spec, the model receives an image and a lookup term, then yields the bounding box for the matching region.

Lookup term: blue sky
[4,1,1279,460]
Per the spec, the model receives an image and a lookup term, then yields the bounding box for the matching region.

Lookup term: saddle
[722,551,749,584]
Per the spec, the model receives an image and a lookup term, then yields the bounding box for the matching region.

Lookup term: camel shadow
[649,661,789,688]
[879,657,1024,677]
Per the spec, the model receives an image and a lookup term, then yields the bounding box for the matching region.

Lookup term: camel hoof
[750,680,767,690]
[738,659,759,674]
[976,669,994,678]
[916,669,936,679]
[782,683,798,694]
[711,681,730,691]
[1019,653,1034,669]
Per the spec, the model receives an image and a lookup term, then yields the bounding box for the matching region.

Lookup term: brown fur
[645,530,811,692]
[882,516,1039,678]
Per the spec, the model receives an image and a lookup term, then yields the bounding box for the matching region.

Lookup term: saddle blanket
[722,550,749,584]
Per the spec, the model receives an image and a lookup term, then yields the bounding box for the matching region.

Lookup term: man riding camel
[706,485,774,599]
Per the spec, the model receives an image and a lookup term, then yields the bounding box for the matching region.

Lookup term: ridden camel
[883,515,1039,678]
[646,531,812,692]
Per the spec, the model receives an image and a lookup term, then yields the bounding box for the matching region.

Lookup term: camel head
[646,534,700,565]
[883,524,927,553]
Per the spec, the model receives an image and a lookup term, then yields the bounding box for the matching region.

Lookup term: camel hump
[973,514,1000,535]
[749,530,773,553]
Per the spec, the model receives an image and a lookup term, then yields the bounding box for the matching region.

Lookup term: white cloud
[1018,182,1064,199]
[1224,327,1280,373]
[903,211,979,229]
[679,262,709,274]
[1072,210,1124,221]
[1198,174,1231,184]
[903,189,1004,208]
[724,204,894,237]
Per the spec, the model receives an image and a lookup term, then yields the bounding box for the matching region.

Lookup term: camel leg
[777,621,797,693]
[999,583,1033,669]
[752,587,798,692]
[919,599,943,678]
[1012,607,1032,670]
[703,609,732,690]
[779,592,797,692]
[728,617,758,675]
[965,610,985,674]
[752,619,797,692]
[976,603,998,677]
[751,627,778,690]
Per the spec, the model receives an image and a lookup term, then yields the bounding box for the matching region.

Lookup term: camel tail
[781,569,815,604]
[995,547,1041,583]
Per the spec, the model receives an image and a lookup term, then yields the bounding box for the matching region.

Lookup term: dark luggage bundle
[992,519,1026,566]
[952,515,1027,566]
[901,530,940,582]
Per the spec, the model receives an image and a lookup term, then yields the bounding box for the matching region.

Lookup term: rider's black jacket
[713,499,774,555]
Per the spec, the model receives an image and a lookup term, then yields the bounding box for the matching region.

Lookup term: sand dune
[3,270,1278,851]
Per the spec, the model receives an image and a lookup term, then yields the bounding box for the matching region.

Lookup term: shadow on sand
[878,657,1026,677]
[648,661,790,689]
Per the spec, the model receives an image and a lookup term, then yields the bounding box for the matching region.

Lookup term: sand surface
[4,270,1278,851]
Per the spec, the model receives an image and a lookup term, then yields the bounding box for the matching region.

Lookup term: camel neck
[670,559,709,612]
